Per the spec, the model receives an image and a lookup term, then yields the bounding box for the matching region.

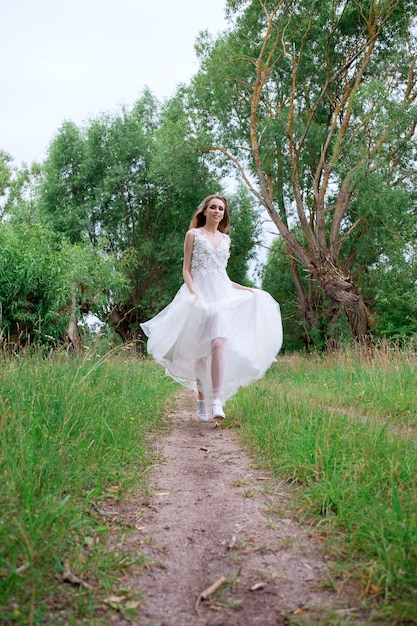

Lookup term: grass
[2,342,417,624]
[227,346,417,625]
[0,349,177,625]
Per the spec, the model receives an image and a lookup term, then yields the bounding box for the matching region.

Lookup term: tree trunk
[313,262,373,342]
[67,285,82,352]
[288,250,319,333]
[107,304,144,351]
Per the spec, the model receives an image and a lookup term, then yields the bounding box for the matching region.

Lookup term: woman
[140,194,282,421]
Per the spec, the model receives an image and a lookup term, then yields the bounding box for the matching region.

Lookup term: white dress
[140,228,283,402]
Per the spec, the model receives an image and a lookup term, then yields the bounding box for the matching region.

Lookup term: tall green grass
[0,352,176,624]
[228,348,417,624]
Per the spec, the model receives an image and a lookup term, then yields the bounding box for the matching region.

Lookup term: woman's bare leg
[211,337,225,401]
[195,359,208,421]
[195,358,206,401]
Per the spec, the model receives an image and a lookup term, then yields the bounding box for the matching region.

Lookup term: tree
[0,222,63,349]
[191,0,417,343]
[262,235,350,351]
[40,120,90,242]
[227,183,262,285]
[39,89,257,344]
[3,161,43,225]
[0,152,127,351]
[363,226,417,342]
[0,150,13,220]
[0,220,125,351]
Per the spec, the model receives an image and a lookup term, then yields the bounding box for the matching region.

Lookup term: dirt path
[109,389,370,626]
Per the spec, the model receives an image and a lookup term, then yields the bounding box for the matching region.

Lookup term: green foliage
[368,245,417,341]
[0,354,176,623]
[262,238,307,350]
[0,152,128,350]
[4,161,44,226]
[228,184,262,286]
[262,236,351,351]
[0,150,13,219]
[59,239,128,320]
[40,120,90,242]
[0,222,68,346]
[343,172,417,342]
[192,0,417,342]
[228,348,417,622]
[2,90,259,349]
[263,220,417,348]
[38,88,259,342]
[39,90,214,341]
[0,221,126,349]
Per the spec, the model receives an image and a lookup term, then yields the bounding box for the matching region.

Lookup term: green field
[0,351,176,625]
[1,345,416,624]
[228,347,417,624]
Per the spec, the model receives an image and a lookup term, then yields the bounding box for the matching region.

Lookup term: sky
[1,0,229,166]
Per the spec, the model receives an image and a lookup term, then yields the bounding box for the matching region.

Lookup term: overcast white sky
[1,0,228,166]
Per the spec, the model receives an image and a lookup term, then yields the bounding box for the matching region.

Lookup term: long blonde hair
[189,195,230,233]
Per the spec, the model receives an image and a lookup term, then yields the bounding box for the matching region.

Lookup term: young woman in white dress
[140,194,283,421]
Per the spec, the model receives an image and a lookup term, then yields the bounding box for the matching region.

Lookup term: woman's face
[205,198,225,224]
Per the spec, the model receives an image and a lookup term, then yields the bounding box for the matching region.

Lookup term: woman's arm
[183,230,198,300]
[231,281,254,293]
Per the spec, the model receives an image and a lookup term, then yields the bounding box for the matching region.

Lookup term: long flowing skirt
[140,273,282,402]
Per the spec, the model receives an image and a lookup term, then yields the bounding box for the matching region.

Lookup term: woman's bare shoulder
[184,229,196,249]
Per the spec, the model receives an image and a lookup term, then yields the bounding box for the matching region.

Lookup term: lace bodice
[191,228,230,278]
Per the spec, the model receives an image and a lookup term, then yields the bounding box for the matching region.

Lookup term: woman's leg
[195,358,206,400]
[195,358,208,420]
[211,337,225,401]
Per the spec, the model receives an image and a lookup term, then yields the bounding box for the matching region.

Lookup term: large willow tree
[192,0,417,342]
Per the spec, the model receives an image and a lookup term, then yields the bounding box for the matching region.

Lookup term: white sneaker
[197,400,209,421]
[212,400,225,420]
